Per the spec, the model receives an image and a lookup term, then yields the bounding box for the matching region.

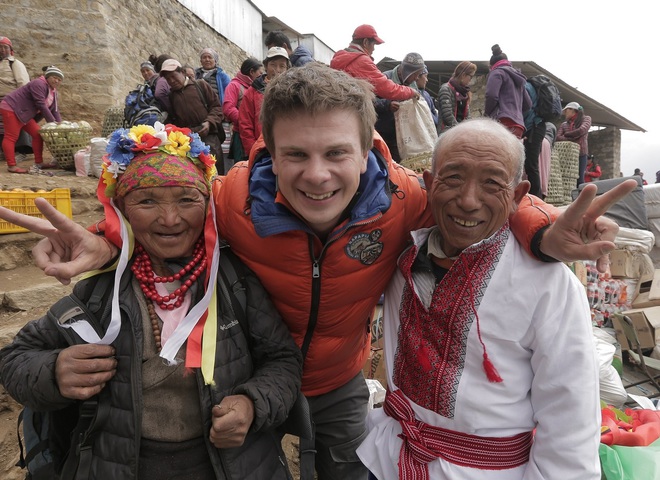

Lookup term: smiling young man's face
[423,127,529,256]
[270,109,368,238]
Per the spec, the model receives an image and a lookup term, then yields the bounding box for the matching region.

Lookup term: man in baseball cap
[331,25,418,103]
[351,24,384,44]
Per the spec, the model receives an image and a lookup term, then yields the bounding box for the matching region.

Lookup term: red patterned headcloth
[116,151,210,198]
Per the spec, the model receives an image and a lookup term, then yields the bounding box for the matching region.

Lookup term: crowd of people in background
[0,24,643,480]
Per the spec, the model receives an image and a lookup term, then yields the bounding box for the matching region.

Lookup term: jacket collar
[247,144,392,238]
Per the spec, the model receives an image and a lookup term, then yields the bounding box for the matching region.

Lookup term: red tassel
[483,353,503,383]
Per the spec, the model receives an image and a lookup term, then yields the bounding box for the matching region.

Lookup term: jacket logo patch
[345,229,383,265]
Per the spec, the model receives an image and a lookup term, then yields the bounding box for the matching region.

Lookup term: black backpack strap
[39,273,114,479]
[217,250,248,339]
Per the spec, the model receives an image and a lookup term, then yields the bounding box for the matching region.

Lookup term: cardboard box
[609,249,636,278]
[632,269,660,308]
[567,261,588,286]
[362,347,387,389]
[612,307,660,350]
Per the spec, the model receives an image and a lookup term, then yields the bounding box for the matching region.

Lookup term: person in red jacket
[238,47,289,159]
[330,24,419,102]
[0,64,636,480]
[585,155,602,182]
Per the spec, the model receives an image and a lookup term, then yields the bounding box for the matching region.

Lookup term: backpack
[528,75,562,122]
[123,82,167,127]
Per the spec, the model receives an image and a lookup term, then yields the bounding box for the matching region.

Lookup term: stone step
[0,264,78,312]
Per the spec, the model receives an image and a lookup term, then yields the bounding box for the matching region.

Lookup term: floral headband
[102,122,217,198]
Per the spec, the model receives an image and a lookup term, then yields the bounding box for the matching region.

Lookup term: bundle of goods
[547,141,579,206]
[39,121,93,170]
[585,260,631,328]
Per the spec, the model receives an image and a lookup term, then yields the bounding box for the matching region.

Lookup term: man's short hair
[265,30,292,51]
[432,118,524,184]
[261,63,377,154]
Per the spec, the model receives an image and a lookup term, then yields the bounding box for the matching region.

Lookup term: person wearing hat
[374,52,426,162]
[159,58,226,173]
[417,65,438,127]
[484,44,531,139]
[0,36,30,164]
[195,48,231,105]
[222,57,264,164]
[265,30,314,67]
[139,61,158,88]
[330,25,419,102]
[0,65,64,173]
[237,46,290,157]
[557,101,592,186]
[0,123,303,479]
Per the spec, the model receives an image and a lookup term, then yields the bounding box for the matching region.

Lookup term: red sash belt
[383,389,533,480]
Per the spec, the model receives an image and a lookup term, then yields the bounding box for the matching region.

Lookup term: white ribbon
[59,200,220,364]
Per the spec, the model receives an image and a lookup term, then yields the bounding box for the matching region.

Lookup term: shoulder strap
[217,251,248,343]
[44,273,113,479]
[192,80,209,110]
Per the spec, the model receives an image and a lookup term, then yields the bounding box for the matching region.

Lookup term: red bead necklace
[131,237,207,311]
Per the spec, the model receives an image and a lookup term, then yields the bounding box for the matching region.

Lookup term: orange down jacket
[213,135,559,396]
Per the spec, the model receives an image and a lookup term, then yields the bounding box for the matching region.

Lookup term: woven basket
[40,125,93,170]
[101,106,125,137]
[400,152,432,174]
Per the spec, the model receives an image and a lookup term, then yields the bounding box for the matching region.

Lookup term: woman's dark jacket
[0,248,302,480]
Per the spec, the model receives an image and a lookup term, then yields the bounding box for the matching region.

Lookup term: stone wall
[2,0,250,134]
[588,127,621,179]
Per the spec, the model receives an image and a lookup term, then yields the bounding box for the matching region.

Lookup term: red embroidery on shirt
[393,225,509,417]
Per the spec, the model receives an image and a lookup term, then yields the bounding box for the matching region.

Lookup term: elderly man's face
[423,132,529,257]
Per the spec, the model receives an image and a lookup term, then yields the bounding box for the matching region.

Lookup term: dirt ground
[0,156,303,478]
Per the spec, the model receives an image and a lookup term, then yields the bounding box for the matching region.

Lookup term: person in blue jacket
[522,80,545,197]
[195,48,231,104]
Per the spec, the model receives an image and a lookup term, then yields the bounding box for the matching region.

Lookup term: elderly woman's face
[120,186,207,264]
[200,53,216,70]
[141,67,155,82]
[0,44,11,59]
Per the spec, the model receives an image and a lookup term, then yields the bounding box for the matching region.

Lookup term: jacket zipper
[301,213,384,361]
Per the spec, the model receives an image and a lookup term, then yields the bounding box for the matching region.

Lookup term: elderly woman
[195,48,231,104]
[0,65,63,173]
[0,124,302,479]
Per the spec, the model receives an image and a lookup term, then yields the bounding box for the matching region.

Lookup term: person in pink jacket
[222,57,263,163]
[330,24,419,102]
[1,65,63,173]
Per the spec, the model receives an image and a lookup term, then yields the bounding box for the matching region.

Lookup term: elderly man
[357,118,600,480]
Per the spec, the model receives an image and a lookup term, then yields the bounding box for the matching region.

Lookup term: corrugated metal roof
[376,58,645,133]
